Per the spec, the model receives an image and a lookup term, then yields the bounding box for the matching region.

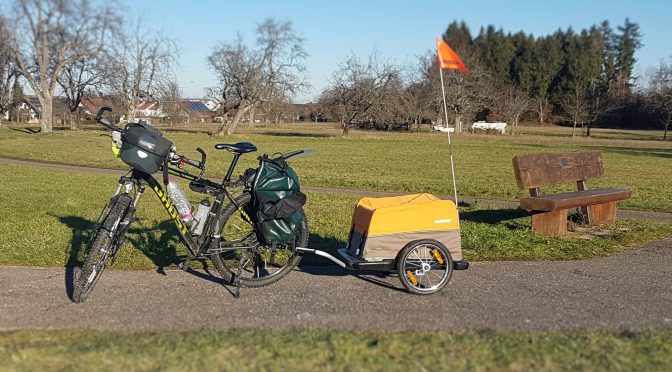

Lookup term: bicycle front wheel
[211,192,308,288]
[72,193,134,303]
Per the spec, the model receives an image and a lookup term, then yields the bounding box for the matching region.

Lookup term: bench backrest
[512,151,604,190]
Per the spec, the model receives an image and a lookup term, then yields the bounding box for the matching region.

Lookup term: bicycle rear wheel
[72,193,134,303]
[211,192,308,287]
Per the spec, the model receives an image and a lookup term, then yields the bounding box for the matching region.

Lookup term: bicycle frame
[112,166,254,260]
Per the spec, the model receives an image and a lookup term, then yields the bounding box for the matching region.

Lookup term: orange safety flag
[435,36,468,73]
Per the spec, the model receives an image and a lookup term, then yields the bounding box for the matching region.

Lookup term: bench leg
[581,201,617,226]
[531,209,568,236]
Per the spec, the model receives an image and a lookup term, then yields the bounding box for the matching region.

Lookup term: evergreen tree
[474,26,515,83]
[598,21,618,93]
[614,18,643,96]
[442,21,473,57]
[11,82,24,122]
[530,34,564,122]
[558,27,604,135]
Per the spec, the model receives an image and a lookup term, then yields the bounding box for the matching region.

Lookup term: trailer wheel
[397,239,453,295]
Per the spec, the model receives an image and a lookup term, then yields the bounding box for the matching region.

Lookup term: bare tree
[404,54,442,130]
[207,19,309,136]
[559,82,590,137]
[320,54,403,135]
[260,96,290,124]
[157,79,184,125]
[494,84,531,133]
[441,65,490,133]
[7,0,117,133]
[57,57,109,129]
[646,59,672,140]
[105,21,177,122]
[560,77,620,137]
[0,18,20,122]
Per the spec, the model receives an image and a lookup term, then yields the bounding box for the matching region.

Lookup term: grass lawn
[1,163,671,269]
[1,126,670,371]
[1,329,670,370]
[1,125,671,212]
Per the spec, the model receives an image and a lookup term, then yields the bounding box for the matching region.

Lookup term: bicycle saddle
[214,142,257,154]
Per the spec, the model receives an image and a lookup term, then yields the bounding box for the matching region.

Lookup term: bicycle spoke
[424,271,433,288]
[429,270,443,283]
[413,251,426,265]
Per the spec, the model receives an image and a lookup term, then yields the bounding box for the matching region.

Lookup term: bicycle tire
[72,194,134,303]
[211,192,308,287]
[397,239,453,295]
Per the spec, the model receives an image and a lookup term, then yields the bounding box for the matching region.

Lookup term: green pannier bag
[250,155,306,245]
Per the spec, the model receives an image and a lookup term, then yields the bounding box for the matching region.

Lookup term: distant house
[79,97,120,118]
[182,99,212,123]
[286,102,323,122]
[135,100,162,118]
[202,98,221,112]
[22,96,42,122]
[19,95,71,124]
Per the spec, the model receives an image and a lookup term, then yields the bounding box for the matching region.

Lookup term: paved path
[1,238,670,332]
[2,156,671,223]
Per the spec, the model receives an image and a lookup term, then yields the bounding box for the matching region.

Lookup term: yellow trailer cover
[346,194,462,261]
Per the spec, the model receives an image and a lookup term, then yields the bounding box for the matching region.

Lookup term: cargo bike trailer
[298,193,469,295]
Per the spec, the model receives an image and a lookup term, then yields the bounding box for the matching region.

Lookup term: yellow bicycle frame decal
[238,206,252,223]
[153,184,188,235]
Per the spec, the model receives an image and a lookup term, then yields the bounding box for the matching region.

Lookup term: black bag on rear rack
[120,121,173,174]
[250,155,306,245]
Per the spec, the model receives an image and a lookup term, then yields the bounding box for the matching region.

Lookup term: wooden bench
[512,151,632,235]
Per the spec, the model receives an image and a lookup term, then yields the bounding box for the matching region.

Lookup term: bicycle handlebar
[180,155,201,168]
[275,149,315,161]
[95,106,118,131]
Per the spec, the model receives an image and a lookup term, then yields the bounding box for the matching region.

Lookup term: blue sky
[121,0,672,102]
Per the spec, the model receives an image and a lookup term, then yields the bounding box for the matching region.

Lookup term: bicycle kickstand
[234,257,243,299]
[178,257,191,272]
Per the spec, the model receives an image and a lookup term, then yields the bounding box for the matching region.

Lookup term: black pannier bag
[250,155,306,245]
[120,121,173,174]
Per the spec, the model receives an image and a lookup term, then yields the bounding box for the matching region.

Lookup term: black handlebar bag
[250,156,306,245]
[120,121,173,174]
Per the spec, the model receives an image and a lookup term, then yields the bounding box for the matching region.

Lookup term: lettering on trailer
[153,185,188,235]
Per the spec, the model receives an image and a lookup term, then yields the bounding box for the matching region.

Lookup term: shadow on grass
[125,220,183,274]
[263,132,332,138]
[55,213,209,298]
[460,208,532,225]
[55,212,288,299]
[11,127,41,134]
[595,146,672,159]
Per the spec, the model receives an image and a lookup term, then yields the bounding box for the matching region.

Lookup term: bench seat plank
[520,188,632,211]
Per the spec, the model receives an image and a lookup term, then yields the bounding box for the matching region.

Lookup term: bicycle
[72,107,310,303]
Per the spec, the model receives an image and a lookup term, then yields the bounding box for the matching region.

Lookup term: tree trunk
[70,111,80,131]
[213,104,251,136]
[512,114,520,134]
[248,107,255,126]
[572,119,577,137]
[40,94,53,133]
[127,95,139,123]
[664,121,669,140]
[538,100,544,123]
[341,116,349,136]
[454,112,462,133]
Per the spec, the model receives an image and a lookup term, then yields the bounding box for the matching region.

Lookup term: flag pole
[439,67,460,213]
